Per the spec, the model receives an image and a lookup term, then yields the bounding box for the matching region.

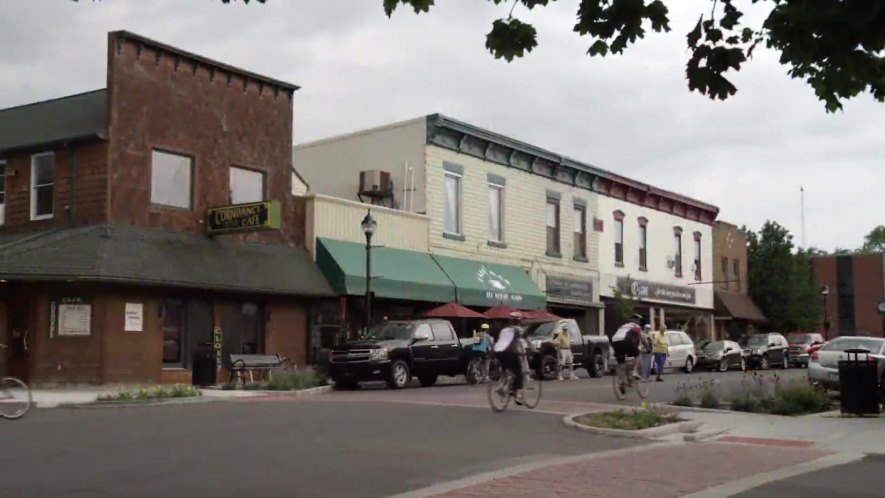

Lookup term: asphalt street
[0,399,637,498]
[733,454,885,498]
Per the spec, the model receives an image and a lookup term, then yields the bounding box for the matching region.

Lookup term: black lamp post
[361,210,377,336]
[820,285,830,340]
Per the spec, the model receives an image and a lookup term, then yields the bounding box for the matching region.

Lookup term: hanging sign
[213,326,223,370]
[206,201,281,235]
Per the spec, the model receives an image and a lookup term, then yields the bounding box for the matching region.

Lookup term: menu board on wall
[50,297,93,337]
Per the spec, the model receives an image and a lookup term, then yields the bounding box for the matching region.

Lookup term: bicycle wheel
[612,365,627,401]
[521,370,542,409]
[466,358,483,385]
[0,377,32,420]
[487,370,512,412]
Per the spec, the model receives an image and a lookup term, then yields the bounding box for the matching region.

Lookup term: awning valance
[431,255,546,310]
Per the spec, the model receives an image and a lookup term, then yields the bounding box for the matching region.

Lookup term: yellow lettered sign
[206,201,281,235]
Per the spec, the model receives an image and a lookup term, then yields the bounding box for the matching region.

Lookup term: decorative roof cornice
[425,113,719,225]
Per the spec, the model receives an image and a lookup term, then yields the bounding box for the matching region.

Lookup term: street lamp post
[361,210,377,337]
[820,285,830,340]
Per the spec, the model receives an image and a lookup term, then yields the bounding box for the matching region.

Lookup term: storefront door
[7,306,30,382]
[220,302,264,369]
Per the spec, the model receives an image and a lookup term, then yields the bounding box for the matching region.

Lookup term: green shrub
[263,368,327,391]
[700,390,720,409]
[673,395,694,407]
[729,393,760,413]
[575,409,680,430]
[768,384,831,415]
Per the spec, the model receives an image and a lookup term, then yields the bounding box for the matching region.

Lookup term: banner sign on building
[206,201,281,236]
[125,303,144,332]
[617,277,696,305]
[546,275,594,305]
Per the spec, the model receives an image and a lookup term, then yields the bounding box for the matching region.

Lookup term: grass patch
[97,384,201,402]
[575,409,680,431]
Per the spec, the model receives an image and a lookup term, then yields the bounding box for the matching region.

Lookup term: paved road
[733,454,885,498]
[0,399,637,498]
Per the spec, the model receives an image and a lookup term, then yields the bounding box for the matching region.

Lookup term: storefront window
[162,301,186,366]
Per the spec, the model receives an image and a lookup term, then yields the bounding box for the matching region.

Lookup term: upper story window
[443,170,462,236]
[573,204,587,260]
[638,217,648,271]
[31,152,54,220]
[151,150,193,210]
[733,259,741,292]
[546,197,560,256]
[487,180,504,243]
[230,166,265,204]
[673,227,683,277]
[613,210,625,266]
[721,257,729,289]
[693,232,702,281]
[0,160,6,225]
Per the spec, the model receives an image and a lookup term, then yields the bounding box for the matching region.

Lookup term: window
[666,333,682,346]
[0,160,5,225]
[546,198,560,255]
[443,172,461,235]
[162,300,187,366]
[430,322,455,342]
[613,211,625,266]
[721,257,729,289]
[733,259,741,292]
[151,150,193,209]
[230,167,265,204]
[413,323,434,341]
[573,205,587,260]
[673,228,683,277]
[638,218,648,270]
[488,182,503,242]
[694,233,702,281]
[30,152,54,220]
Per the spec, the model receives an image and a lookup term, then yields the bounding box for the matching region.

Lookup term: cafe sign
[206,201,281,236]
[476,266,524,304]
[546,275,594,305]
[617,277,696,305]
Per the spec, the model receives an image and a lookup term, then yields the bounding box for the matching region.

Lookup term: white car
[649,330,697,374]
[808,336,885,391]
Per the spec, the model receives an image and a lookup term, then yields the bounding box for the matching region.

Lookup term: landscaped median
[670,372,834,416]
[95,384,206,406]
[220,367,328,393]
[563,408,704,439]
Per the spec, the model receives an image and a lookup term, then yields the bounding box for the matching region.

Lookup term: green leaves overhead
[383,0,434,17]
[486,18,538,61]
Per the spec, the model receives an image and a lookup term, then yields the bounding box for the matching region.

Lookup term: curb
[57,396,220,410]
[562,413,703,440]
[684,427,730,442]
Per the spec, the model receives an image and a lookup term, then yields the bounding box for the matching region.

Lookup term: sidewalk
[30,386,268,408]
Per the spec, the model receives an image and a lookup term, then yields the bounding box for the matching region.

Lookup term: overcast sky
[1,0,881,251]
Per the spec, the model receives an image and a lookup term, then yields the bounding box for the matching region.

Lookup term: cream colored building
[293,114,719,336]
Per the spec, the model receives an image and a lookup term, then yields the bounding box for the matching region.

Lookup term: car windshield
[368,322,412,340]
[822,338,884,354]
[742,335,769,347]
[788,335,813,345]
[524,321,557,338]
[702,341,726,352]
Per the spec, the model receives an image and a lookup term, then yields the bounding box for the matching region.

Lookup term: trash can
[191,343,217,387]
[838,348,880,416]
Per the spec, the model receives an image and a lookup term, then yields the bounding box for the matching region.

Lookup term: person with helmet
[493,311,526,403]
[611,313,644,380]
[472,323,495,382]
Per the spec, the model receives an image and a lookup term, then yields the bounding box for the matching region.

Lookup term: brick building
[814,253,885,339]
[0,31,332,386]
[711,221,766,341]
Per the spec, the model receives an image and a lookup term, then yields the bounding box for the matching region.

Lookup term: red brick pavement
[432,442,829,498]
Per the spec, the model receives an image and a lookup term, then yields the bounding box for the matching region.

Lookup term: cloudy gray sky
[1,0,881,251]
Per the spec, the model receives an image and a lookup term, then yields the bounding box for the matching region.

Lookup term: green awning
[316,238,456,303]
[431,255,546,310]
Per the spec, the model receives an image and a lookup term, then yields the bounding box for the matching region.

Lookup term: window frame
[0,159,6,226]
[30,152,55,221]
[442,171,463,238]
[487,181,504,243]
[693,232,702,281]
[638,217,648,271]
[573,204,587,261]
[150,148,194,211]
[673,227,683,278]
[613,211,625,267]
[546,197,561,257]
[229,165,267,205]
[430,322,455,342]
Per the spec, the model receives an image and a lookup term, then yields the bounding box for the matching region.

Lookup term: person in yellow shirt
[652,324,669,382]
[553,323,577,381]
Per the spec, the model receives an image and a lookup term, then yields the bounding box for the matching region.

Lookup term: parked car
[524,319,612,380]
[649,330,697,374]
[786,333,826,368]
[740,333,790,370]
[695,340,746,372]
[808,336,885,392]
[328,319,471,389]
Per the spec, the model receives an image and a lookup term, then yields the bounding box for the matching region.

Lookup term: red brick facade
[814,253,885,338]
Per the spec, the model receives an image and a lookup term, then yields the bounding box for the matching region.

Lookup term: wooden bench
[229,354,293,385]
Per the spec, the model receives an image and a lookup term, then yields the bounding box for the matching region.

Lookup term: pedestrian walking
[553,323,577,380]
[652,324,669,382]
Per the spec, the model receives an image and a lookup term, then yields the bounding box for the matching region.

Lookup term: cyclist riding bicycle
[611,313,643,380]
[471,323,495,382]
[492,312,526,403]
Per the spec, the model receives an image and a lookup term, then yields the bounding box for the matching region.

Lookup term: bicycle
[0,345,33,420]
[612,356,649,401]
[487,354,542,412]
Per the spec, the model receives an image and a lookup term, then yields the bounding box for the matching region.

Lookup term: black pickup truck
[525,319,613,379]
[328,319,471,390]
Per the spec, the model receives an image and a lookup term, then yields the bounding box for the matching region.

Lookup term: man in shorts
[611,314,643,380]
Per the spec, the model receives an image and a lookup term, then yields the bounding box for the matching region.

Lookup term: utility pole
[800,186,806,248]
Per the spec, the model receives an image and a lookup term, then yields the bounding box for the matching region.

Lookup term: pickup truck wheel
[387,360,410,389]
[418,374,438,387]
[588,351,606,378]
[539,354,558,381]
